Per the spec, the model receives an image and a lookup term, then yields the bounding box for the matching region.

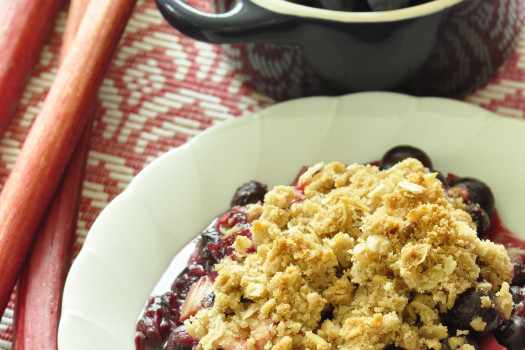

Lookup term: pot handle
[155,0,294,44]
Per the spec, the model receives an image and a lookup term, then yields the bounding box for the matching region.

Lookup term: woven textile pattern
[0,0,524,348]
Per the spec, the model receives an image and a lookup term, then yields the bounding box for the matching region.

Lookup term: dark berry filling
[135,191,265,349]
[445,288,504,334]
[135,145,525,350]
[230,180,267,207]
[449,177,495,218]
[494,315,525,349]
[165,325,198,350]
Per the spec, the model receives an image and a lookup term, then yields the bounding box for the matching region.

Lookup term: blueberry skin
[495,315,525,350]
[449,177,495,217]
[448,288,504,333]
[166,325,198,350]
[464,202,491,238]
[367,0,410,11]
[379,145,433,170]
[230,181,268,207]
[509,285,525,304]
[513,264,525,287]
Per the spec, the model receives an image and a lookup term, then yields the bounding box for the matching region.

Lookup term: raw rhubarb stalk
[0,0,65,138]
[13,1,93,348]
[0,0,137,317]
[60,0,91,66]
[13,115,93,350]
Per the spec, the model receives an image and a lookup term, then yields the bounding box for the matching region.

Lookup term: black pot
[156,0,524,101]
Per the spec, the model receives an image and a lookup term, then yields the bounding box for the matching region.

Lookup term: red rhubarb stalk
[13,113,93,350]
[60,0,91,66]
[0,0,137,317]
[13,1,93,348]
[0,0,65,138]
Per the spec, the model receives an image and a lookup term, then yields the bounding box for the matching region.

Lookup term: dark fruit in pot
[367,0,410,11]
[314,0,371,11]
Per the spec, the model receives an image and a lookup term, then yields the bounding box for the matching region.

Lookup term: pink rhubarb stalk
[13,115,93,350]
[0,0,136,318]
[0,0,65,138]
[60,0,91,66]
[13,1,93,348]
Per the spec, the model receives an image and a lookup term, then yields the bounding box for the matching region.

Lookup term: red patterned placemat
[0,0,524,348]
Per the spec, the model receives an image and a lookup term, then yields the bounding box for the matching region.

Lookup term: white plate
[58,91,525,350]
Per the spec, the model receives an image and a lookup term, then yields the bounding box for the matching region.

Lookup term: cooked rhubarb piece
[180,276,214,321]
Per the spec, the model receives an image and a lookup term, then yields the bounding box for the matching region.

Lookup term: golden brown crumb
[185,159,514,350]
[495,282,513,318]
[469,317,487,332]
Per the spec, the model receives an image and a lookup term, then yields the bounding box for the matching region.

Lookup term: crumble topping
[185,159,514,350]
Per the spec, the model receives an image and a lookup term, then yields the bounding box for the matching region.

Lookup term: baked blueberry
[464,202,491,238]
[509,285,524,305]
[171,265,206,300]
[449,177,495,217]
[448,288,504,333]
[494,315,525,350]
[198,219,221,267]
[512,263,525,287]
[230,180,268,206]
[136,292,180,346]
[166,325,198,350]
[379,145,433,170]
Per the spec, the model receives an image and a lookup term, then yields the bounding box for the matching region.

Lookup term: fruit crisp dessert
[135,146,525,350]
